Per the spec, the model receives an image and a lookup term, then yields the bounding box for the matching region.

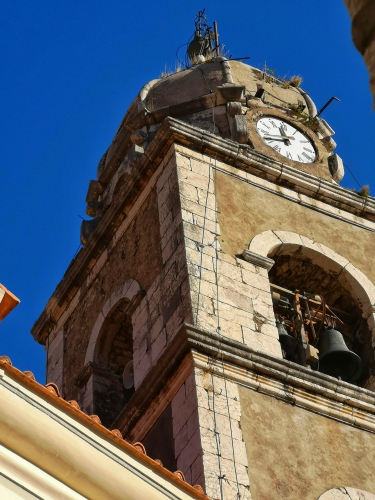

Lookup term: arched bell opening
[92,298,135,428]
[268,245,374,388]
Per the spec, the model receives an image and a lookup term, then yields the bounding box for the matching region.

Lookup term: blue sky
[1,1,374,383]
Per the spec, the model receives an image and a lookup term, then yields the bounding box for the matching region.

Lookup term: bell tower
[32,14,375,499]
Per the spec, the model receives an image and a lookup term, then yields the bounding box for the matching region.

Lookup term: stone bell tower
[32,14,375,500]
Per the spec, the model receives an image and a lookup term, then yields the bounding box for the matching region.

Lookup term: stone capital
[242,249,275,270]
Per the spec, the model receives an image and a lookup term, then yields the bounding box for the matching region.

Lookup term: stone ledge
[165,118,375,221]
[114,322,375,439]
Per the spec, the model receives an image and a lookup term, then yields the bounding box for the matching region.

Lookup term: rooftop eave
[0,357,207,500]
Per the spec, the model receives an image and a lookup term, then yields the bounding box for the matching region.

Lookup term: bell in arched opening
[317,327,362,382]
[276,320,296,362]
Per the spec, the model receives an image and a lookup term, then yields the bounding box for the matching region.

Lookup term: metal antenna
[213,21,219,56]
[316,96,340,117]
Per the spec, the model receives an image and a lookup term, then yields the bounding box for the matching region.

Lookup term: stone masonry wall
[131,150,194,388]
[47,184,164,401]
[171,371,204,489]
[175,145,281,359]
[130,144,284,498]
[194,362,251,500]
[344,0,375,106]
[168,361,251,498]
[47,326,64,394]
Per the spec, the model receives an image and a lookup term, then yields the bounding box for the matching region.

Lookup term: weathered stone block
[180,196,217,222]
[151,328,167,363]
[240,266,272,292]
[218,286,253,313]
[242,326,283,357]
[217,259,242,282]
[250,230,282,256]
[178,169,215,193]
[176,428,202,475]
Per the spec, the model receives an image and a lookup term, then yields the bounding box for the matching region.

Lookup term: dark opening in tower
[268,246,374,388]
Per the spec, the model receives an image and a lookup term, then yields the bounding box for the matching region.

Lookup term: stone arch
[85,279,142,366]
[318,487,375,499]
[247,230,375,388]
[77,279,143,426]
[249,230,375,321]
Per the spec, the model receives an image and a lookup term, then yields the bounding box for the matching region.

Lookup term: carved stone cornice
[115,323,375,439]
[164,118,375,221]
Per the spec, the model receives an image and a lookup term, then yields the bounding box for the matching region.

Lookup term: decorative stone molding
[226,101,242,116]
[163,119,375,219]
[241,249,275,270]
[115,322,375,439]
[217,85,245,102]
[233,115,249,143]
[328,153,344,182]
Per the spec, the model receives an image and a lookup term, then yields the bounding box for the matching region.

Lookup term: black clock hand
[279,125,291,146]
[264,134,295,141]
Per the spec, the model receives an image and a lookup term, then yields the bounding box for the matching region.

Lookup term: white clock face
[256,117,316,164]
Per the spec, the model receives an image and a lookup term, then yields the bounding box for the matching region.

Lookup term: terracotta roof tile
[23,370,36,380]
[0,356,208,499]
[133,441,146,454]
[111,429,123,439]
[89,414,102,425]
[68,400,80,410]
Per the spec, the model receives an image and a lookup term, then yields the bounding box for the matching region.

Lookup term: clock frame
[246,107,332,182]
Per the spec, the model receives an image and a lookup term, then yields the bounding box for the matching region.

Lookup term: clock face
[256,117,317,164]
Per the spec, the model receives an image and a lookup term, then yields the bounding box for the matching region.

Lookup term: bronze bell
[317,327,362,382]
[276,321,295,361]
[187,31,213,62]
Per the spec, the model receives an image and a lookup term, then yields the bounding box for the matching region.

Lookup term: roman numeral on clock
[273,145,281,152]
[286,152,293,160]
[302,152,313,161]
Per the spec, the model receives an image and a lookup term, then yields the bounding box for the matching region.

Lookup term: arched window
[247,231,375,388]
[91,299,135,428]
[77,280,142,428]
